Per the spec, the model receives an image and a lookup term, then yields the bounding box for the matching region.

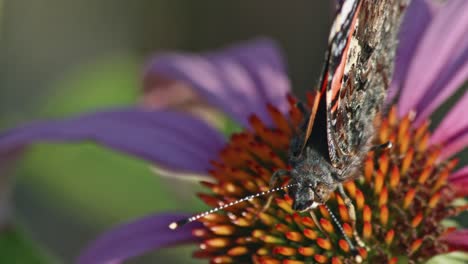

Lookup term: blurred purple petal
[449,166,468,182]
[0,108,225,174]
[142,77,202,110]
[431,92,468,159]
[77,213,201,264]
[448,166,468,197]
[414,45,468,125]
[387,0,435,102]
[398,0,468,119]
[145,38,291,128]
[440,229,468,251]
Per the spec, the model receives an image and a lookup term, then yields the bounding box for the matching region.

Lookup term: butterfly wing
[324,0,364,168]
[304,0,397,171]
[325,0,394,171]
[302,0,363,166]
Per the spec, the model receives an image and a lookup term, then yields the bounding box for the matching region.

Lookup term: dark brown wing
[302,0,363,165]
[325,0,363,168]
[325,0,402,170]
[300,69,329,163]
[304,0,402,170]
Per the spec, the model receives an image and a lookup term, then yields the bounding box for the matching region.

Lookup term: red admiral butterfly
[170,0,405,255]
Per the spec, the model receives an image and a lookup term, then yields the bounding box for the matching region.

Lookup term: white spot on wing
[329,0,359,42]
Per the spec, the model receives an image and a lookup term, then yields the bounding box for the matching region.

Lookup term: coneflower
[183,100,464,263]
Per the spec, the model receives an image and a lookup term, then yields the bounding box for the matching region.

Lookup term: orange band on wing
[329,1,362,106]
[304,90,323,149]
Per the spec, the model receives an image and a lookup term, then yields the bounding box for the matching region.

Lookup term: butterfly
[285,0,367,211]
[269,0,379,252]
[170,0,400,253]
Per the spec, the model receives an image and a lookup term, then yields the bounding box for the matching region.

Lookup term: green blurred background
[0,1,333,263]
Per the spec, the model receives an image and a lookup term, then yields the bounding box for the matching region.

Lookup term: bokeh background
[0,1,334,263]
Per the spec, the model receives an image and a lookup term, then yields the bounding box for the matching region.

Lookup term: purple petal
[430,92,468,159]
[440,229,468,251]
[0,108,225,174]
[398,0,468,120]
[386,0,435,103]
[414,45,468,125]
[77,213,201,264]
[449,166,468,197]
[145,38,291,128]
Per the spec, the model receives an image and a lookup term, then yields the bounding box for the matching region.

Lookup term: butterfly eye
[314,182,332,203]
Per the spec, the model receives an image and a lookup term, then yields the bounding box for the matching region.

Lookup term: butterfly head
[289,151,339,212]
[290,181,318,211]
[290,178,336,212]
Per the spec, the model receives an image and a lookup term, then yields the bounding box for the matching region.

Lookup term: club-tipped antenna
[323,204,362,262]
[169,183,296,230]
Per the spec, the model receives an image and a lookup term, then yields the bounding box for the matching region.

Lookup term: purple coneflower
[0,0,467,263]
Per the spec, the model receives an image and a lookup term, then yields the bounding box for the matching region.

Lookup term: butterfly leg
[263,169,290,213]
[250,169,290,224]
[371,141,393,152]
[338,184,366,248]
[269,169,290,188]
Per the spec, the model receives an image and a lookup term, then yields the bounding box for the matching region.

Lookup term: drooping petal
[448,166,468,197]
[142,77,202,110]
[440,229,468,252]
[77,213,201,264]
[145,38,291,128]
[398,0,468,119]
[142,73,228,132]
[431,92,468,159]
[0,108,225,174]
[386,0,436,102]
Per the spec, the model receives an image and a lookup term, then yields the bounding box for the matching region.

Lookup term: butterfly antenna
[169,183,296,230]
[323,204,362,262]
